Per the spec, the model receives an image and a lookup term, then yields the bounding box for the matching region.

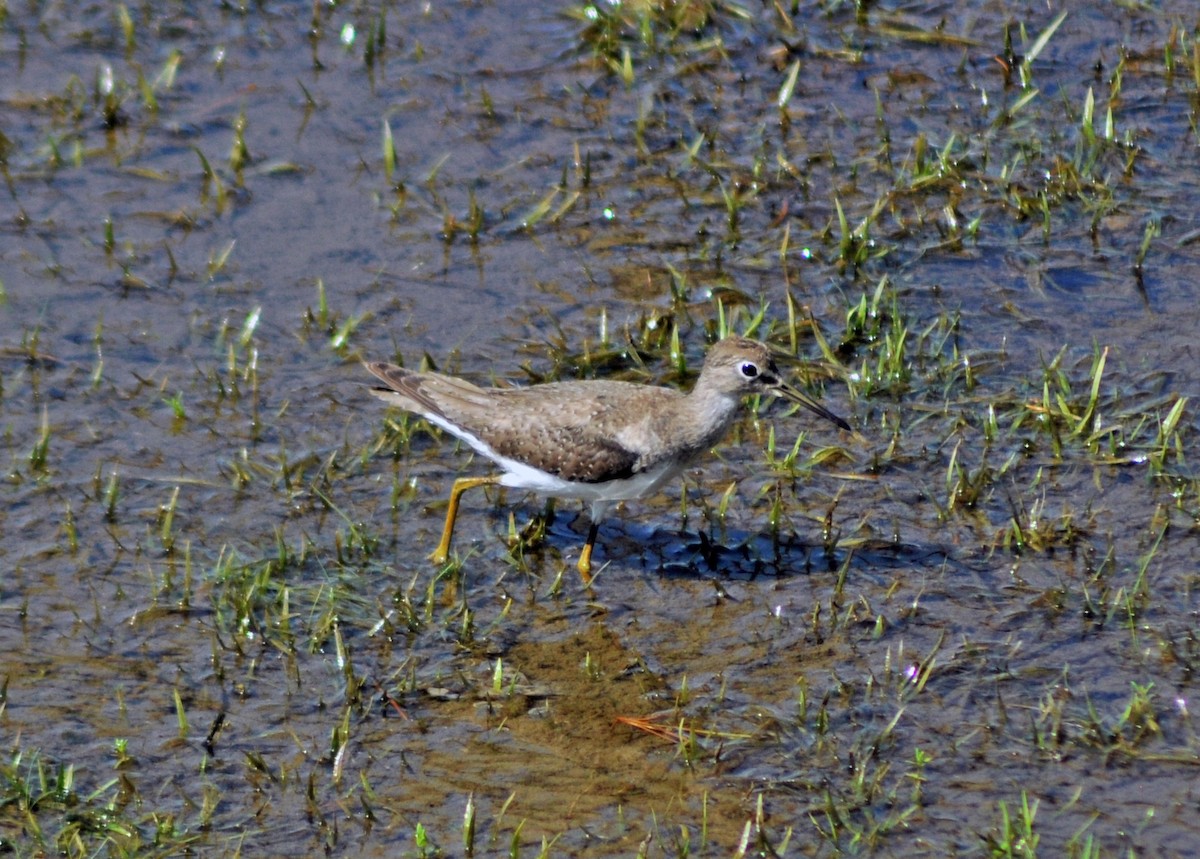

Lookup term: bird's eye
[740,362,759,379]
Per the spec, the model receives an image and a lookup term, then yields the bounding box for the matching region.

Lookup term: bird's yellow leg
[430,475,500,565]
[576,520,601,584]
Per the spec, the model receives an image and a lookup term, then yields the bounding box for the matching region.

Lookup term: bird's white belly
[497,457,681,502]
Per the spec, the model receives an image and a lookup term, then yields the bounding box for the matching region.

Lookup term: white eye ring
[739,362,759,379]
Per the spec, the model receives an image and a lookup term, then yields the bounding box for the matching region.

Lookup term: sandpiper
[364,336,849,581]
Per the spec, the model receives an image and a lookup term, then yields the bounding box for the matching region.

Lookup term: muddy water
[2,0,1200,855]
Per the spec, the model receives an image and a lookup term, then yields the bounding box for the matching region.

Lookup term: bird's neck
[668,384,744,453]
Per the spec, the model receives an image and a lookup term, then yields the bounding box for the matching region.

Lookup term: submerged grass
[1,0,1199,856]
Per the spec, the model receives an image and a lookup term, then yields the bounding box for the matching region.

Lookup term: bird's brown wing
[487,410,640,483]
[479,381,679,483]
[364,362,495,419]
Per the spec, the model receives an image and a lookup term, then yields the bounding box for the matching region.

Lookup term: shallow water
[2,0,1199,855]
